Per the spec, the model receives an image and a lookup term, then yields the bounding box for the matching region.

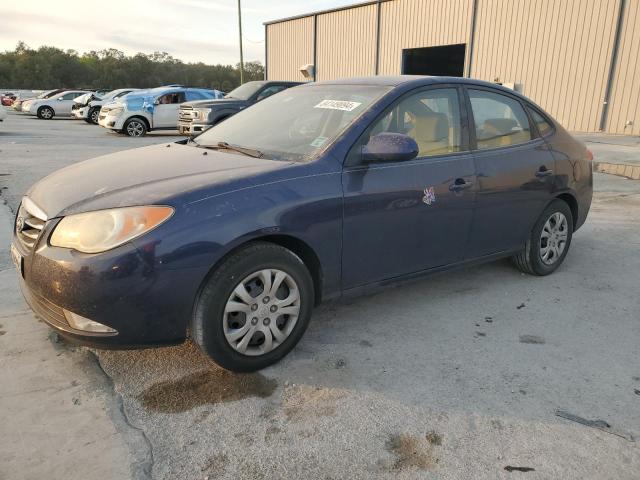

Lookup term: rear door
[152,91,185,128]
[464,87,556,257]
[342,86,477,288]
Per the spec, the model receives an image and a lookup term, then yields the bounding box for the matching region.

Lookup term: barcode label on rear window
[314,100,362,111]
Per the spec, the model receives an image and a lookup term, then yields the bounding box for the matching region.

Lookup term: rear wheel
[124,117,147,137]
[192,242,314,372]
[512,199,573,275]
[37,106,54,120]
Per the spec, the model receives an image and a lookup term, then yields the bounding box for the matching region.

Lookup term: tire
[88,107,100,125]
[512,199,573,276]
[37,106,54,120]
[192,242,314,372]
[123,117,147,137]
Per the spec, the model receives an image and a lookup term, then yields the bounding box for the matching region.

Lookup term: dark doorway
[402,44,466,77]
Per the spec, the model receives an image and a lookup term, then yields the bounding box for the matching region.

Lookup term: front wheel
[512,199,573,275]
[37,106,54,120]
[192,242,314,372]
[89,107,100,125]
[123,117,147,137]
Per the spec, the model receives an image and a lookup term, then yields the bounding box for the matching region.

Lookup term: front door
[153,92,185,128]
[342,87,476,289]
[464,87,556,257]
[57,92,83,115]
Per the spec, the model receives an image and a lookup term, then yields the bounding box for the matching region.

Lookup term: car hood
[26,142,293,218]
[182,98,248,109]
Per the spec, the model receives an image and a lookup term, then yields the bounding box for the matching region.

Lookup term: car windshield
[224,82,264,100]
[195,85,390,162]
[101,90,120,100]
[38,90,55,99]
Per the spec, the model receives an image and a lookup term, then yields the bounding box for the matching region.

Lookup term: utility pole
[238,0,244,84]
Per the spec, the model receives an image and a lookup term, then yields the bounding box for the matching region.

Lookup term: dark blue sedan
[12,76,593,371]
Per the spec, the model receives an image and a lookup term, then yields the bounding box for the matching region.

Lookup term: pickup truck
[178,80,301,135]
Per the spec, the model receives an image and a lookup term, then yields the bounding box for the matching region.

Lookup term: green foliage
[0,42,264,91]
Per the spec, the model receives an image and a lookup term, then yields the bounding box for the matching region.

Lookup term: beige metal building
[264,0,640,134]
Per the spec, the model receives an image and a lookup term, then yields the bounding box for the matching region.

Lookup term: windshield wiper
[214,142,263,158]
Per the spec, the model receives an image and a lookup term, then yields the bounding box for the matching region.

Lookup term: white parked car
[98,86,223,136]
[72,89,139,124]
[23,90,88,119]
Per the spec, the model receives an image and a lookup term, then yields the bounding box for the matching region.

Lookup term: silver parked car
[23,90,88,119]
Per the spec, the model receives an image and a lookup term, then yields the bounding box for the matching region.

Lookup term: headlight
[196,108,211,119]
[109,106,124,116]
[50,206,174,253]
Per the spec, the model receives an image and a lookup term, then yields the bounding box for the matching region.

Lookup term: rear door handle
[535,167,553,177]
[449,178,474,192]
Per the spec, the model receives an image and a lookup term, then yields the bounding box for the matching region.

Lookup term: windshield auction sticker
[314,100,362,111]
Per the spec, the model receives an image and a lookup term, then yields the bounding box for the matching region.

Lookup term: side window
[256,85,287,102]
[61,92,79,100]
[157,92,184,105]
[186,91,205,101]
[528,107,553,136]
[469,89,531,149]
[356,88,463,161]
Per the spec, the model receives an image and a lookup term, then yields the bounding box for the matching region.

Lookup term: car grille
[15,198,47,251]
[178,107,194,123]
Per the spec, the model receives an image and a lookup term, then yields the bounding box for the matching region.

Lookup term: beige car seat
[480,118,530,148]
[409,112,451,156]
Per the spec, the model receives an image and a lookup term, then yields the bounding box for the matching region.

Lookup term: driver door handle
[535,167,554,177]
[449,178,474,192]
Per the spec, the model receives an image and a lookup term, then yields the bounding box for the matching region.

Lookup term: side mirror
[58,97,64,101]
[361,133,419,163]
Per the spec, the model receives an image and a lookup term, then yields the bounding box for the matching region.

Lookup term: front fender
[210,108,239,125]
[131,170,344,302]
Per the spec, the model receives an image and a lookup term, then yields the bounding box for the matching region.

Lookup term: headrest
[483,118,519,136]
[413,112,449,142]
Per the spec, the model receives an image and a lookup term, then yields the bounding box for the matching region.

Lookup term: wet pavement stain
[425,431,443,446]
[139,369,277,413]
[519,335,546,344]
[386,433,437,471]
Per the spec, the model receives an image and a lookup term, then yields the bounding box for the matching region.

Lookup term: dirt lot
[1,110,639,480]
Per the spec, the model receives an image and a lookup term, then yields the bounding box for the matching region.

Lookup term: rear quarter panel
[545,124,593,230]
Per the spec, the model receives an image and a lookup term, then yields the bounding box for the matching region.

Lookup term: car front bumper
[177,121,211,136]
[12,218,204,348]
[72,107,89,119]
[98,112,126,130]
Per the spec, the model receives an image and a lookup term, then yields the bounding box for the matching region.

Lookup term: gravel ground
[1,110,639,479]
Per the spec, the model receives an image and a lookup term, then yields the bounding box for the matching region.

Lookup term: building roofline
[264,0,392,26]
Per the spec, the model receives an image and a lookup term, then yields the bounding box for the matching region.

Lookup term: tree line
[0,42,264,92]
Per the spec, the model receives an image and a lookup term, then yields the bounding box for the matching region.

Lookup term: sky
[1,0,356,65]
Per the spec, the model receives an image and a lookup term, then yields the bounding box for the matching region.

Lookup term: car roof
[142,86,216,95]
[313,75,527,99]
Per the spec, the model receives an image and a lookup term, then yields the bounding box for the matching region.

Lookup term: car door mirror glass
[361,133,419,163]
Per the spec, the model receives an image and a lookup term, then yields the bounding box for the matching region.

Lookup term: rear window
[528,107,553,137]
